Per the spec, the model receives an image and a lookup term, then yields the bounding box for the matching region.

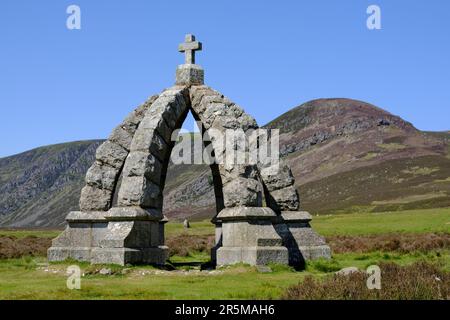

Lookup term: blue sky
[0,0,449,157]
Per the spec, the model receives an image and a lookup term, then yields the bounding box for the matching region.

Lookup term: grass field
[0,207,449,300]
[311,207,450,236]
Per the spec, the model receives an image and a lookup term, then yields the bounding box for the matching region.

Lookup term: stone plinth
[48,207,168,266]
[176,64,204,86]
[47,211,108,262]
[216,207,288,266]
[274,211,331,268]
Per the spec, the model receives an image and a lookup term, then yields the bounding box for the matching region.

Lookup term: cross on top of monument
[178,34,202,64]
[175,34,204,85]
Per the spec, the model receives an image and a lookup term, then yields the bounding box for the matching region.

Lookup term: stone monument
[48,34,331,267]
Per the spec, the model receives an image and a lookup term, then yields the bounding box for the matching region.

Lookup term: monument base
[48,246,92,262]
[216,246,288,266]
[274,211,331,268]
[47,208,168,266]
[216,207,289,266]
[91,246,168,266]
[47,211,108,263]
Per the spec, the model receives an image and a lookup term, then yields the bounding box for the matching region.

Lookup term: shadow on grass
[167,260,216,271]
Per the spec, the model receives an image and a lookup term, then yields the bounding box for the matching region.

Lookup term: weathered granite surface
[274,211,331,268]
[49,34,331,267]
[215,207,288,266]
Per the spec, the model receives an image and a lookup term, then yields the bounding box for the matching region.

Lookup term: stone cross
[178,34,202,64]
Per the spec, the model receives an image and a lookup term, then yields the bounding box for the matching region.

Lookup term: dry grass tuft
[0,236,51,259]
[327,233,450,254]
[283,262,450,300]
[166,234,215,257]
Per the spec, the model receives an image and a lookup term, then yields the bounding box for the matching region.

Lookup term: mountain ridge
[1,99,449,227]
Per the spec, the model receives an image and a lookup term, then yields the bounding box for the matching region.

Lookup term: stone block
[190,86,223,115]
[139,113,172,144]
[117,176,162,208]
[176,64,204,85]
[85,162,118,191]
[122,151,162,185]
[122,95,159,133]
[91,223,110,247]
[280,211,312,222]
[260,162,295,192]
[298,245,332,261]
[147,91,188,129]
[90,219,168,266]
[217,206,277,221]
[48,212,109,262]
[99,220,149,248]
[130,128,169,161]
[159,216,168,246]
[91,247,142,266]
[108,126,134,151]
[216,207,288,266]
[50,222,92,248]
[288,225,328,247]
[219,164,259,184]
[48,247,91,262]
[274,213,331,267]
[221,220,282,247]
[268,185,300,211]
[95,141,128,169]
[222,177,262,207]
[91,245,168,266]
[216,246,288,266]
[79,185,112,211]
[149,222,160,246]
[105,207,162,221]
[65,211,108,223]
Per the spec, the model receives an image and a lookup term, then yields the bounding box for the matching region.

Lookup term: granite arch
[48,34,330,267]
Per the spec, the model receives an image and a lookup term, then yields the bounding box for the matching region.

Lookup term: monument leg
[47,211,108,262]
[91,207,168,266]
[216,207,288,266]
[274,211,331,268]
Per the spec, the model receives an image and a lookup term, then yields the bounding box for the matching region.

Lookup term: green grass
[165,220,214,236]
[311,207,450,236]
[377,143,406,151]
[0,250,447,300]
[169,252,210,264]
[0,207,449,299]
[371,192,447,205]
[1,207,448,239]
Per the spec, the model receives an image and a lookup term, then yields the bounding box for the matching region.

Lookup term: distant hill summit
[1,99,449,227]
[270,98,450,214]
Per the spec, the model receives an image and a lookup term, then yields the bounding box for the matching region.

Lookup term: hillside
[0,98,449,227]
[273,99,450,214]
[164,98,450,218]
[0,141,103,227]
